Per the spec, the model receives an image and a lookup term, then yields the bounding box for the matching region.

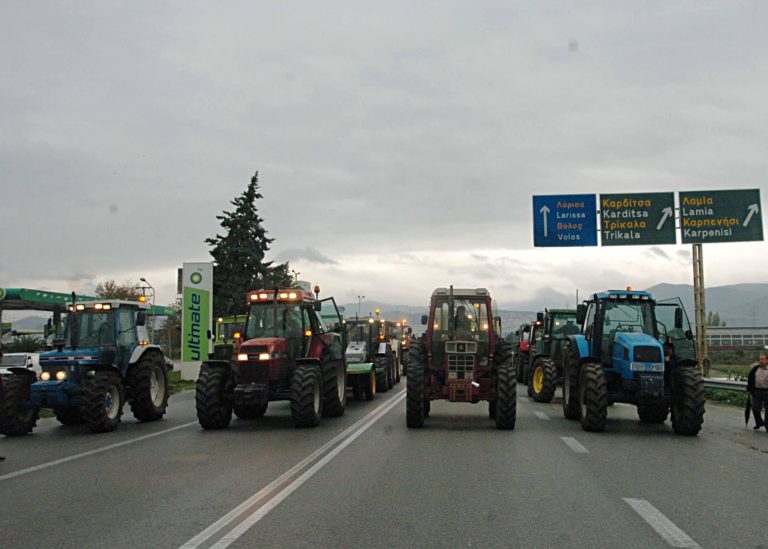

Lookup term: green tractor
[526,309,579,402]
[343,317,396,399]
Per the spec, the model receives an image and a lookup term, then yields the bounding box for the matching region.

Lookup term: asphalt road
[1,381,767,549]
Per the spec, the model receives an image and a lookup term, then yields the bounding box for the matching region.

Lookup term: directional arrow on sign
[540,205,550,237]
[744,203,759,227]
[656,206,673,231]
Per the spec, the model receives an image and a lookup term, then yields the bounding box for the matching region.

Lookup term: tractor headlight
[40,371,51,381]
[630,363,645,371]
[650,363,664,372]
[55,370,67,381]
[258,353,270,361]
[237,353,248,362]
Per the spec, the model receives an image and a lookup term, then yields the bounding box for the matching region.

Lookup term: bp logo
[190,272,203,285]
[0,288,5,301]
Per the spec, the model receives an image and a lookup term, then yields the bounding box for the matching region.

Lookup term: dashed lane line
[560,436,589,453]
[624,498,700,548]
[0,421,198,483]
[533,411,550,421]
[181,390,406,549]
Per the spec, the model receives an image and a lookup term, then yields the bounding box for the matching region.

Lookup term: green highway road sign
[680,189,763,244]
[599,192,676,246]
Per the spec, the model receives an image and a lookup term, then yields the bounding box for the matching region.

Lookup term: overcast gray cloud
[1,1,766,307]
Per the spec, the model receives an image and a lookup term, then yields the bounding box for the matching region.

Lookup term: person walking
[747,352,768,431]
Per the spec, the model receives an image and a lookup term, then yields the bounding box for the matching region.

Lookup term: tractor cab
[344,317,376,363]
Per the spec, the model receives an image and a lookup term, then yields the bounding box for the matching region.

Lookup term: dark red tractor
[196,286,347,429]
[407,286,516,429]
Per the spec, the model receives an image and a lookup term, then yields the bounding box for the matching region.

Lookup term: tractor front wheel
[364,369,377,401]
[671,368,705,436]
[196,363,232,430]
[530,357,557,403]
[374,356,389,393]
[495,357,517,430]
[352,377,364,401]
[291,363,323,428]
[578,362,607,432]
[0,374,39,436]
[322,357,346,418]
[561,352,580,420]
[83,371,125,433]
[406,344,426,428]
[128,354,169,422]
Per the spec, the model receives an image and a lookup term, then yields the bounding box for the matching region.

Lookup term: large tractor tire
[488,400,497,419]
[83,371,125,433]
[671,368,705,436]
[127,354,169,422]
[290,363,323,428]
[530,356,557,403]
[637,401,669,423]
[54,407,84,425]
[352,377,364,401]
[322,359,347,418]
[561,351,580,420]
[423,399,431,417]
[386,348,395,390]
[0,374,39,436]
[495,347,517,430]
[374,355,389,393]
[364,368,377,401]
[406,343,426,428]
[233,403,268,419]
[196,364,232,430]
[578,362,607,432]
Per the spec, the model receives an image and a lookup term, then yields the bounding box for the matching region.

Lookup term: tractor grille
[238,346,269,383]
[240,345,268,360]
[447,354,475,381]
[639,374,664,397]
[634,346,662,363]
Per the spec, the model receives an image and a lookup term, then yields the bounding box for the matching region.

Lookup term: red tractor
[407,286,516,429]
[196,286,347,429]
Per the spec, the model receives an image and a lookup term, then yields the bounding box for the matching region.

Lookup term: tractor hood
[345,341,368,364]
[40,347,111,367]
[239,337,288,354]
[614,332,660,347]
[614,332,664,361]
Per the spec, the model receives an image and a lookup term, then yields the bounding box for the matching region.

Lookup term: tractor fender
[375,342,390,356]
[3,366,38,382]
[566,335,590,364]
[295,357,322,367]
[201,359,231,369]
[128,344,165,366]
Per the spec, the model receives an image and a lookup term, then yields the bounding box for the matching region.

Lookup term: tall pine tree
[206,172,292,317]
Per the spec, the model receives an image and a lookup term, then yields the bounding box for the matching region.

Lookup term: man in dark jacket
[747,352,768,431]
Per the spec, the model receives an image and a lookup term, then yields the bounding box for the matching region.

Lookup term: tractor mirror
[207,330,213,340]
[674,307,683,329]
[685,330,693,340]
[536,312,544,322]
[136,311,147,326]
[313,301,322,312]
[421,315,428,325]
[576,304,587,325]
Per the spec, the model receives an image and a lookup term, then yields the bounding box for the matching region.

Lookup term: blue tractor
[561,289,705,435]
[0,299,171,435]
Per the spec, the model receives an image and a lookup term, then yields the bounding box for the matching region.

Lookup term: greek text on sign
[600,192,676,246]
[679,189,763,244]
[532,194,597,247]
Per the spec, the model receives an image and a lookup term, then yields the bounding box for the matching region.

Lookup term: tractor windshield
[63,310,115,347]
[601,300,655,338]
[346,321,372,343]
[551,313,579,337]
[433,298,490,342]
[245,302,306,339]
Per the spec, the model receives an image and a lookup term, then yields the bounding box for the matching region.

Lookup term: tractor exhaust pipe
[70,291,79,350]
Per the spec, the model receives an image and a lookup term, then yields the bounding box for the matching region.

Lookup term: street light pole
[139,277,156,344]
[291,269,300,283]
[357,295,365,317]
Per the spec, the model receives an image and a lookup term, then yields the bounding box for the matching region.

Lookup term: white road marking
[0,421,198,483]
[520,396,530,403]
[623,498,700,548]
[181,390,406,549]
[534,411,550,421]
[560,436,589,454]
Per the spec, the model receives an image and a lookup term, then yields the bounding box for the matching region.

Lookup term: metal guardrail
[703,378,747,392]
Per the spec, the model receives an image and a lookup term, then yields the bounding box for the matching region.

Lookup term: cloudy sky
[1,1,766,312]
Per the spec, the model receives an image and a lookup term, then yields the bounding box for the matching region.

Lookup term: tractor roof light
[368,318,374,324]
[304,330,312,337]
[138,340,149,346]
[249,294,259,301]
[259,293,268,299]
[76,304,85,311]
[138,296,147,303]
[233,332,241,339]
[218,317,224,323]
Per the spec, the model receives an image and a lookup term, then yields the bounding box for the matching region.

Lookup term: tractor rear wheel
[495,355,517,430]
[530,357,557,403]
[387,349,395,390]
[196,363,233,430]
[83,371,125,433]
[423,399,431,417]
[406,343,426,428]
[671,368,705,436]
[488,400,497,419]
[291,363,323,428]
[233,403,268,419]
[578,362,607,432]
[0,374,39,436]
[637,401,669,423]
[374,356,389,393]
[54,407,84,425]
[322,356,347,417]
[128,354,169,422]
[364,369,377,401]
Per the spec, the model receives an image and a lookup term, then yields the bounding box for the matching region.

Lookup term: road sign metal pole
[691,244,710,375]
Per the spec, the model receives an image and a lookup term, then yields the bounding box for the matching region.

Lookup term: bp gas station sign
[180,262,213,381]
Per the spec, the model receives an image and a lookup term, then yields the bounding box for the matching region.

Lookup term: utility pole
[357,295,365,317]
[692,244,710,376]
